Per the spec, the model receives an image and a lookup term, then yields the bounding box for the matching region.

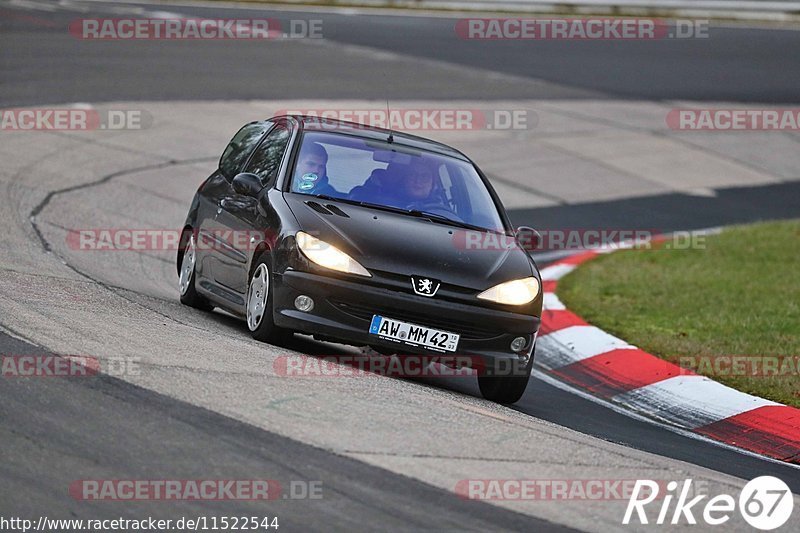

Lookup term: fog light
[294,295,314,312]
[510,336,527,352]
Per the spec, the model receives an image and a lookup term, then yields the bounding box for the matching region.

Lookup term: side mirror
[515,226,542,252]
[231,173,263,197]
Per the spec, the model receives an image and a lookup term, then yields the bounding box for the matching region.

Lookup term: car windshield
[288,130,506,232]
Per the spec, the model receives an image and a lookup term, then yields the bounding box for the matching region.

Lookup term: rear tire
[478,346,535,404]
[246,255,292,345]
[178,232,213,311]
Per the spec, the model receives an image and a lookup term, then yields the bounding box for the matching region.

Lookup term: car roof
[272,114,472,162]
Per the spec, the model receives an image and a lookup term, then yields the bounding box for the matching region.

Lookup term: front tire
[478,347,535,404]
[246,256,291,344]
[178,233,213,311]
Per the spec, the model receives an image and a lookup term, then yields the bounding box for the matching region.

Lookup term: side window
[219,122,271,179]
[244,125,291,186]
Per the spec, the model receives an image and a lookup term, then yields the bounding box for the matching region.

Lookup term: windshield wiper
[310,193,351,204]
[308,194,497,233]
[311,195,412,216]
[406,210,492,232]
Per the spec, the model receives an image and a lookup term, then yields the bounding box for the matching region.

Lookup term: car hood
[286,195,535,290]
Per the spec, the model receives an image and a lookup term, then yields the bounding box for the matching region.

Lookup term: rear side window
[219,122,270,179]
[244,125,291,186]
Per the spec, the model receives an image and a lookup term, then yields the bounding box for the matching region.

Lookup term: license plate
[369,315,460,352]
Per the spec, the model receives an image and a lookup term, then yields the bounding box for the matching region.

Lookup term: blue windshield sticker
[301,173,319,182]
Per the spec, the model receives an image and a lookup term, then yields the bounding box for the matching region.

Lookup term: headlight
[477,277,539,305]
[296,231,371,277]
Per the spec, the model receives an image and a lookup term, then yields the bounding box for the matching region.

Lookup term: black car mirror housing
[231,173,264,197]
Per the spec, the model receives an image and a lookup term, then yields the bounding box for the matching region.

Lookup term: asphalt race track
[4,1,800,105]
[1,1,799,531]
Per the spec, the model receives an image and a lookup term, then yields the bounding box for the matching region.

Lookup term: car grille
[331,300,503,340]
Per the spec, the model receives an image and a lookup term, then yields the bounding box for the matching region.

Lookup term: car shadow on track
[201,305,489,400]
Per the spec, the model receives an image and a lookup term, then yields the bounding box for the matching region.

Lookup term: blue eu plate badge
[369,315,383,334]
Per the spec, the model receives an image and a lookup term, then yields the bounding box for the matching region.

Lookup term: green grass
[558,220,800,408]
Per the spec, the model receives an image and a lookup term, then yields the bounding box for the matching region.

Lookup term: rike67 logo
[624,476,793,530]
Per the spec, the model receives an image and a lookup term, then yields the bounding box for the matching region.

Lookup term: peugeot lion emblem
[411,276,441,297]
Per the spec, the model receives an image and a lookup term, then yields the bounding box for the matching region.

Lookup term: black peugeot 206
[178,115,543,403]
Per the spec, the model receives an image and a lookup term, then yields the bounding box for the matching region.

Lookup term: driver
[293,142,339,196]
[400,161,443,207]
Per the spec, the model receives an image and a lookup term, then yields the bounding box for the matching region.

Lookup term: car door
[196,121,271,302]
[213,121,292,295]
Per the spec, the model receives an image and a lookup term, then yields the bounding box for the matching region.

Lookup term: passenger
[293,143,339,196]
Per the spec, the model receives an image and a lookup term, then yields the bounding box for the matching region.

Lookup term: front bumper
[273,269,540,367]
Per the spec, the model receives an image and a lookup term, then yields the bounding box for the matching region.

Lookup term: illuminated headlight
[477,277,540,306]
[296,231,371,277]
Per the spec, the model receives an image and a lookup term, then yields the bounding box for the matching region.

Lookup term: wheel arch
[248,241,273,282]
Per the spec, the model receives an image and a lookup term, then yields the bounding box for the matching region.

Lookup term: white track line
[613,375,779,429]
